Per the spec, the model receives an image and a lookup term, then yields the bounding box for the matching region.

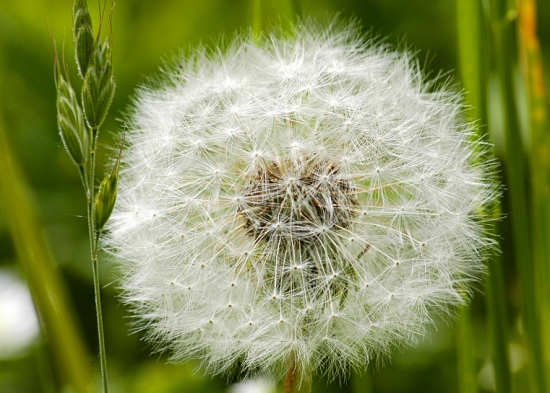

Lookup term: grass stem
[456,1,511,392]
[249,0,300,41]
[0,94,94,393]
[518,0,550,387]
[84,127,109,393]
[456,307,478,393]
[487,0,547,391]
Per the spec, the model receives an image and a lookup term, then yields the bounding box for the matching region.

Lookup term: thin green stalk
[455,8,483,393]
[518,0,550,387]
[487,0,546,392]
[485,250,512,393]
[92,231,108,393]
[456,1,510,392]
[85,127,109,393]
[456,307,478,393]
[277,0,300,22]
[250,0,263,40]
[249,0,300,40]
[0,95,94,393]
[456,0,485,121]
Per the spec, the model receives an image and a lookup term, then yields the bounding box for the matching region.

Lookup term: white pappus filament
[104,19,498,380]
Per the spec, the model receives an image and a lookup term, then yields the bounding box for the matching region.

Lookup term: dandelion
[105,20,497,384]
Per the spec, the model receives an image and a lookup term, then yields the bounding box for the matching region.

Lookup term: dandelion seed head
[105,20,498,380]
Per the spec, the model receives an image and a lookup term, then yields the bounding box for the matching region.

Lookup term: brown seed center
[238,156,357,242]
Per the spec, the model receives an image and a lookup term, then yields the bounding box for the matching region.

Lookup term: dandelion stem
[283,352,311,393]
[283,358,296,393]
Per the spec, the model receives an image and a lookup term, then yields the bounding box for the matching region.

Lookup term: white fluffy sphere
[105,21,497,379]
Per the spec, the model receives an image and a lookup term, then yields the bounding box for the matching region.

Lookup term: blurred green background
[0,1,549,392]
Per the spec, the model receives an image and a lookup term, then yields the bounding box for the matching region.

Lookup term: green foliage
[0,0,549,392]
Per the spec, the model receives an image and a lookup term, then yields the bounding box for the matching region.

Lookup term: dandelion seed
[105,20,497,381]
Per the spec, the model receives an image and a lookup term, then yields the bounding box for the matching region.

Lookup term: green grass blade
[456,1,510,392]
[0,99,94,393]
[484,251,512,393]
[487,0,547,391]
[456,0,484,121]
[249,0,300,39]
[518,0,550,387]
[250,0,263,38]
[456,307,478,393]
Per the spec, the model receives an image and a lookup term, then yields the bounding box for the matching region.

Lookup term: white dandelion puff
[104,20,498,380]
